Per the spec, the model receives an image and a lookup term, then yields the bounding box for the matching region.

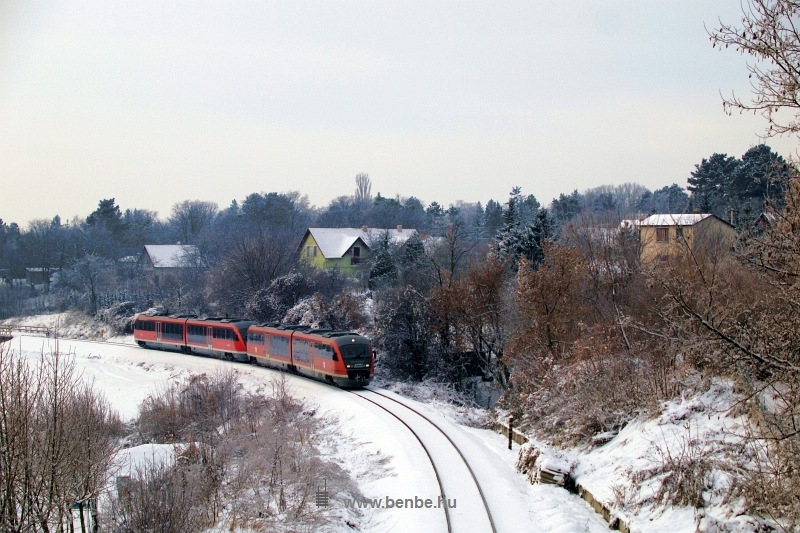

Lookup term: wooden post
[508,416,514,450]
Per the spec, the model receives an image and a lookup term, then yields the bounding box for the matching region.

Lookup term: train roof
[136,311,196,319]
[135,312,253,325]
[189,316,253,324]
[249,323,365,339]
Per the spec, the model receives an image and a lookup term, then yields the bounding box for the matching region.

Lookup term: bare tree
[168,200,218,245]
[354,173,372,209]
[208,231,296,315]
[62,254,114,315]
[710,0,800,137]
[0,347,121,533]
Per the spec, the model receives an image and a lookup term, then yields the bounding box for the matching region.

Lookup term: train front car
[327,332,375,387]
[246,324,375,388]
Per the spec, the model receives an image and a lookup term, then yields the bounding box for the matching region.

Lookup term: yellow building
[298,227,418,274]
[638,214,736,262]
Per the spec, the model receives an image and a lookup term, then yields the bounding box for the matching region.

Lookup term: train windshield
[340,343,371,364]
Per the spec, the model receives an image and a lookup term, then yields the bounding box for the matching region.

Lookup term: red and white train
[132,312,375,387]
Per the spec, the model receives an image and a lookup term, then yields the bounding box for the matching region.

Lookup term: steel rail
[357,388,498,533]
[347,389,452,532]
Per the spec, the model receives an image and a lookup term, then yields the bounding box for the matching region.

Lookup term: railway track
[349,388,497,533]
[13,331,497,531]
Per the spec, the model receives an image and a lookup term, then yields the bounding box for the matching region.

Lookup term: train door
[156,321,162,342]
[207,326,213,349]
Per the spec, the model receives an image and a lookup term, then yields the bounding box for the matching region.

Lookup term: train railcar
[133,312,253,362]
[132,312,193,351]
[184,317,254,362]
[247,323,374,387]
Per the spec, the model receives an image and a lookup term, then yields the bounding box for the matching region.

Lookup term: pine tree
[368,234,398,290]
[687,153,738,218]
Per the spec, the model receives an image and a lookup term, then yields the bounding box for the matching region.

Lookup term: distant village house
[298,226,418,275]
[638,214,736,262]
[138,244,202,288]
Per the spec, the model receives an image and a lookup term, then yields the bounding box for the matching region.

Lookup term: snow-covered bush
[126,371,360,531]
[97,300,137,334]
[245,272,315,322]
[283,291,369,331]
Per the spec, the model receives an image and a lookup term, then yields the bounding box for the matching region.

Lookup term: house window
[656,228,669,242]
[675,227,684,240]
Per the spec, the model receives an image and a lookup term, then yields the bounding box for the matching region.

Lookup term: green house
[298,226,418,275]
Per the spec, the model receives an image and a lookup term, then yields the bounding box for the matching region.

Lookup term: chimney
[361,225,368,232]
[396,225,403,232]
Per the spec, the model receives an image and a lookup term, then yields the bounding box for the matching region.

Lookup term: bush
[128,371,364,531]
[0,346,122,531]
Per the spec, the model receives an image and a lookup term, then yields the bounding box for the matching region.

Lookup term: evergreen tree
[731,144,790,219]
[483,199,504,237]
[473,201,486,236]
[86,198,124,236]
[520,207,556,267]
[495,188,555,268]
[638,184,690,214]
[550,190,584,225]
[687,153,738,218]
[368,233,398,290]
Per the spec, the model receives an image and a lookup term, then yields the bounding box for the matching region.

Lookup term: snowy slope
[5,318,609,532]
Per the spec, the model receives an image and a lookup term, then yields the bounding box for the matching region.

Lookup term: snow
[307,227,418,258]
[4,313,763,532]
[3,314,609,532]
[570,379,757,532]
[142,244,199,267]
[114,443,177,477]
[638,214,712,226]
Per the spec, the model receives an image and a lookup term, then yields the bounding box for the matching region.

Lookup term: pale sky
[1,0,797,226]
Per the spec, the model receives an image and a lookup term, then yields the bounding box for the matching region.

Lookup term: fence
[0,324,52,337]
[491,419,631,532]
[95,289,166,310]
[492,419,529,446]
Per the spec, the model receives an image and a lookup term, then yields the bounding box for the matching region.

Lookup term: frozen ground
[3,313,762,532]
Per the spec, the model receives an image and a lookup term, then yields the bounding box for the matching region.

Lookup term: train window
[340,344,369,361]
[315,343,335,360]
[270,335,290,358]
[134,320,155,331]
[187,325,206,344]
[293,339,310,363]
[162,322,183,340]
[213,327,234,340]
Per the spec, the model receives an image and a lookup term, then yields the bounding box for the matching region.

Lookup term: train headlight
[346,364,351,368]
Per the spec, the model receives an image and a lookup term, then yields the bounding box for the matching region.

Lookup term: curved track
[18,332,495,531]
[349,388,497,533]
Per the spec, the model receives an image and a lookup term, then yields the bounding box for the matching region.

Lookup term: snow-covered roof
[638,214,713,227]
[142,245,199,268]
[306,227,418,258]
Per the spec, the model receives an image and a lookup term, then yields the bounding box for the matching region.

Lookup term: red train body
[246,323,374,387]
[132,312,374,387]
[133,312,253,362]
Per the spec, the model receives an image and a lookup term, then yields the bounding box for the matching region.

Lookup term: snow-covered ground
[3,314,609,532]
[4,313,761,532]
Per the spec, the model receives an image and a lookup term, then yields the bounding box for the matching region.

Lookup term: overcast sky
[1,0,797,227]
